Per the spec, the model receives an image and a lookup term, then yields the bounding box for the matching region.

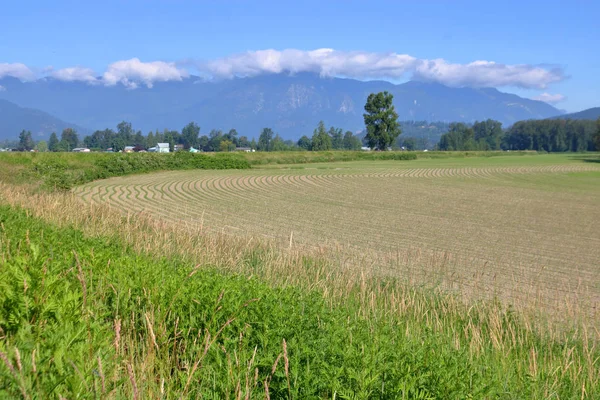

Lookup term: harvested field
[75,155,600,319]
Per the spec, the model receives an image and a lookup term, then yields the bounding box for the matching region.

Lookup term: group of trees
[17,128,79,152]
[438,120,504,151]
[82,122,255,152]
[504,119,597,152]
[437,118,600,152]
[294,122,362,151]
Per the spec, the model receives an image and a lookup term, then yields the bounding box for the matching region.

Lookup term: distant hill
[552,107,600,120]
[0,73,561,140]
[0,99,86,141]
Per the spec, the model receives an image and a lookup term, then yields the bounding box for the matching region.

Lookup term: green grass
[0,152,251,190]
[1,204,599,398]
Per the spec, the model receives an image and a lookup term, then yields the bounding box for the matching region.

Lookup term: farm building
[235,147,255,152]
[156,143,170,153]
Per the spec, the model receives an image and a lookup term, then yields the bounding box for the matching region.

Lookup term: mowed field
[75,154,600,318]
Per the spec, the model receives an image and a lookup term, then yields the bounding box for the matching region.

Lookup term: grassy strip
[239,150,542,165]
[0,152,250,190]
[242,150,417,165]
[0,201,598,398]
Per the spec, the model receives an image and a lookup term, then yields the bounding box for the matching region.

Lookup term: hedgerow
[28,152,251,190]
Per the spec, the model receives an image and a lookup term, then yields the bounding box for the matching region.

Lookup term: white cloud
[0,63,35,81]
[204,48,418,79]
[531,92,566,104]
[0,85,5,91]
[2,50,568,90]
[50,66,98,83]
[413,59,565,89]
[102,58,189,88]
[201,49,565,89]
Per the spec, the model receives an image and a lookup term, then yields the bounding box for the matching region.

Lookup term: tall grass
[1,182,599,398]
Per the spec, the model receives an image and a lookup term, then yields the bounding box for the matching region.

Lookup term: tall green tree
[342,131,362,150]
[297,135,312,150]
[271,134,287,151]
[18,130,35,151]
[59,128,79,151]
[257,128,274,151]
[132,130,147,149]
[48,132,59,152]
[146,131,156,148]
[163,129,179,152]
[219,139,235,152]
[181,122,200,149]
[35,140,48,152]
[223,129,239,147]
[473,119,503,150]
[208,129,224,152]
[329,127,344,150]
[238,135,250,148]
[363,92,401,150]
[311,121,332,151]
[438,123,477,151]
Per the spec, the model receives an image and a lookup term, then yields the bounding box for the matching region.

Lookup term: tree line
[11,91,600,153]
[437,118,600,152]
[10,91,401,153]
[15,121,365,153]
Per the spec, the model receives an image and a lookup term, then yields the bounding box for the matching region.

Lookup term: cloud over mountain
[2,49,567,90]
[0,63,35,81]
[203,48,417,79]
[532,92,566,104]
[50,66,98,83]
[102,58,189,88]
[202,49,566,89]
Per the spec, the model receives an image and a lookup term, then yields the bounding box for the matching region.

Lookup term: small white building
[156,143,170,153]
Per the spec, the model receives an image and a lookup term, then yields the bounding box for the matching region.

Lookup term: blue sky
[0,0,598,111]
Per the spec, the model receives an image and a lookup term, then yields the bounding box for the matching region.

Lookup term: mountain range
[552,107,600,121]
[0,99,84,140]
[0,73,570,141]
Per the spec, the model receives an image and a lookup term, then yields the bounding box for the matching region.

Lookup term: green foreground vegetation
[1,204,599,398]
[1,151,599,398]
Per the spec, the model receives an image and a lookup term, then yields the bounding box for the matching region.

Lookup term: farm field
[75,154,600,318]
